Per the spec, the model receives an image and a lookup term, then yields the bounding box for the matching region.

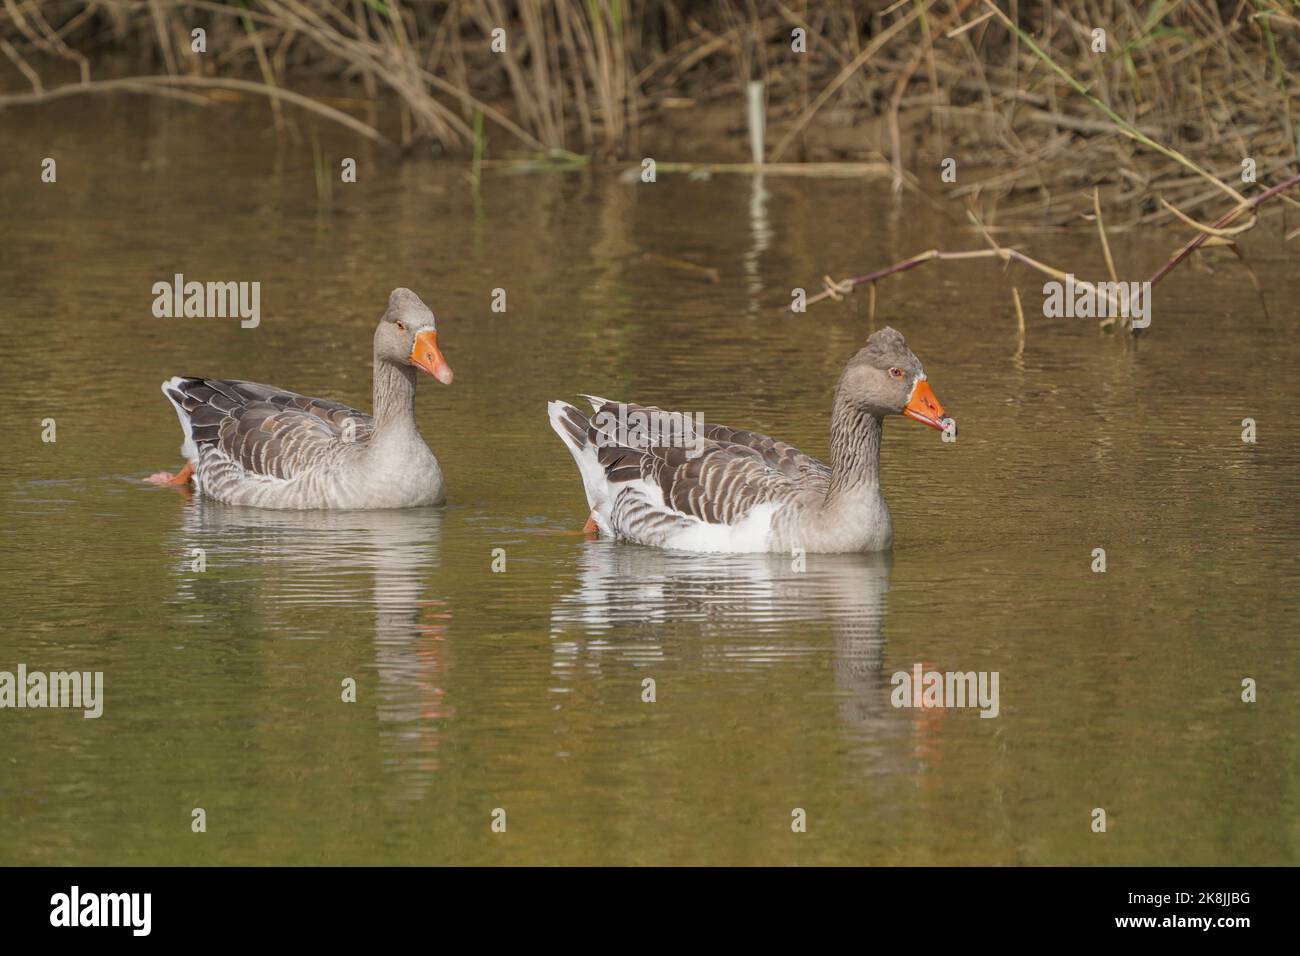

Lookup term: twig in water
[1149,172,1300,284]
[1091,188,1124,328]
[791,172,1300,332]
[642,253,721,284]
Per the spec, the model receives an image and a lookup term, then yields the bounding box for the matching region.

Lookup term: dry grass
[1,0,1296,231]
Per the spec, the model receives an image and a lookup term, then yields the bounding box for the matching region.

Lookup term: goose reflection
[550,544,896,735]
[170,498,449,801]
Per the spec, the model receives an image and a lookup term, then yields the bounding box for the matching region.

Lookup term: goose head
[374,288,454,384]
[837,327,949,431]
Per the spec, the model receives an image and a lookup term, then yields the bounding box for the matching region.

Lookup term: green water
[1,100,1296,865]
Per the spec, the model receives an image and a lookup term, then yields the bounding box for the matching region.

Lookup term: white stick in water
[746,80,765,166]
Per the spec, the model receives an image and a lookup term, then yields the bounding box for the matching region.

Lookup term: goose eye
[889,367,904,379]
[396,321,406,332]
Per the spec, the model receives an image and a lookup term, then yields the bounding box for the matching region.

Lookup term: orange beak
[411,330,453,384]
[904,379,947,430]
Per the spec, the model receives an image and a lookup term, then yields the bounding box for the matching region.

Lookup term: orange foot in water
[145,460,195,486]
[536,512,602,537]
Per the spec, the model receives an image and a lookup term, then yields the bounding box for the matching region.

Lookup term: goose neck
[372,356,418,436]
[826,399,882,498]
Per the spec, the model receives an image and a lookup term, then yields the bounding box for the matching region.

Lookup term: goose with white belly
[548,326,951,553]
[147,288,453,509]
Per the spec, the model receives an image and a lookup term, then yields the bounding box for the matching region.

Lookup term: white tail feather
[160,377,198,462]
[547,400,608,518]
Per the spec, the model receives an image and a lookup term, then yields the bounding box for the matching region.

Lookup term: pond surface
[1,99,1296,865]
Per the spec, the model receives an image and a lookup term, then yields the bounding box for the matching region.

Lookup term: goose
[146,288,454,509]
[547,326,951,553]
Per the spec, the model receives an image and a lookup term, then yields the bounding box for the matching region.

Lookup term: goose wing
[556,397,827,530]
[582,395,826,489]
[599,440,805,526]
[581,395,830,484]
[163,377,372,481]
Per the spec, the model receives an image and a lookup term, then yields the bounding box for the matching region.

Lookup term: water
[1,99,1297,865]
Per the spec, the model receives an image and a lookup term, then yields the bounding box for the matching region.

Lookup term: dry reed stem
[769,2,927,161]
[981,0,1249,210]
[0,74,391,144]
[629,160,893,177]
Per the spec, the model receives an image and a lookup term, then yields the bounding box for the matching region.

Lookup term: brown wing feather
[588,398,829,482]
[166,378,372,480]
[585,398,820,525]
[648,444,800,524]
